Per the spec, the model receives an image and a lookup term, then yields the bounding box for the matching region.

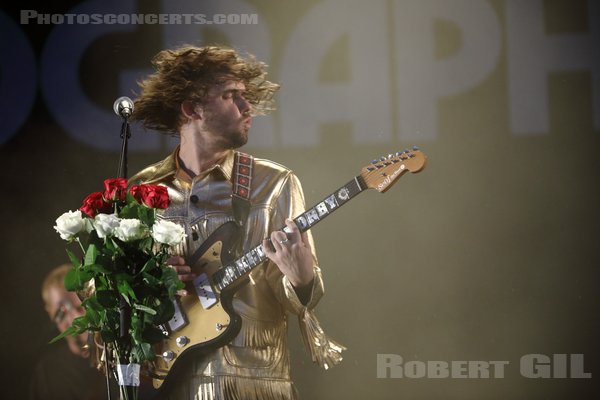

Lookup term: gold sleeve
[266,172,346,370]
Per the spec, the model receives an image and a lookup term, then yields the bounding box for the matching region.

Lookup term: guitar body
[150,222,244,392]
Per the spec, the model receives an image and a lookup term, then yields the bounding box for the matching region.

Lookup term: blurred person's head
[42,264,88,357]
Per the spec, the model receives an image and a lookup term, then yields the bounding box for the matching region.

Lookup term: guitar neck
[213,175,367,291]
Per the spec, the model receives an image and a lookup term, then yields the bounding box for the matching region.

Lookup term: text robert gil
[377,354,591,379]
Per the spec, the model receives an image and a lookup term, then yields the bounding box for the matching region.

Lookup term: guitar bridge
[194,273,218,309]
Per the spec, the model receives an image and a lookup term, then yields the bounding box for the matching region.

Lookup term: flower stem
[75,237,85,254]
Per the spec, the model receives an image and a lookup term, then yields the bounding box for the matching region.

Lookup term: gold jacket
[130,149,344,399]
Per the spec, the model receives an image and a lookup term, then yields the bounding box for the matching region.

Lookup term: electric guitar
[148,148,427,391]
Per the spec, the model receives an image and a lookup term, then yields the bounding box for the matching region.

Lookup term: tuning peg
[380,156,386,161]
[371,159,378,165]
[412,145,419,151]
[403,148,410,153]
[387,154,394,159]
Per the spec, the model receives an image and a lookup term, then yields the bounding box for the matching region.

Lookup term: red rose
[144,185,170,209]
[129,185,144,204]
[129,184,170,209]
[80,191,112,217]
[103,178,128,202]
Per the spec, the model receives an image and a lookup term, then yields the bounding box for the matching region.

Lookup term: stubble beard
[219,126,247,149]
[204,112,249,149]
[230,124,249,148]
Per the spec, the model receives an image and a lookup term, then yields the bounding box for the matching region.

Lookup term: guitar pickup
[194,273,218,309]
[167,299,187,332]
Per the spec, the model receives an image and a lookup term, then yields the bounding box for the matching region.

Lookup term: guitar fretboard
[213,176,366,291]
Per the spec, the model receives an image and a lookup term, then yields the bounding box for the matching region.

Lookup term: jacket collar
[129,146,235,185]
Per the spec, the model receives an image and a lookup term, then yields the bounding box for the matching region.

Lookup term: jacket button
[190,195,199,203]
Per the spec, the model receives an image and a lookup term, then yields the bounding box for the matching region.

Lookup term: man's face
[199,80,252,148]
[45,286,87,344]
[45,286,85,333]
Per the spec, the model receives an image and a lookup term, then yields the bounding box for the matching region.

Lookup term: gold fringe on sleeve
[279,267,347,369]
[298,308,346,370]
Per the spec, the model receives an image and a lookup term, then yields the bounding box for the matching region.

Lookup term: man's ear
[181,101,202,120]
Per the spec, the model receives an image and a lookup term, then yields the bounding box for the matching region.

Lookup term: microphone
[113,96,134,118]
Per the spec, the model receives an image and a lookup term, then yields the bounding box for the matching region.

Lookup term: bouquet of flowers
[53,178,185,399]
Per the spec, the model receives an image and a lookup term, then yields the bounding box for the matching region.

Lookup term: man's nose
[236,97,251,114]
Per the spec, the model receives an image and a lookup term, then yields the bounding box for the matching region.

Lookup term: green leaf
[64,268,93,291]
[86,263,110,274]
[137,206,155,226]
[95,276,109,291]
[142,272,160,286]
[109,238,125,256]
[82,295,103,312]
[120,292,131,306]
[86,307,101,327]
[71,315,89,333]
[139,237,154,253]
[126,191,137,205]
[141,258,157,274]
[65,249,81,269]
[63,268,79,291]
[116,274,138,302]
[131,312,143,340]
[133,304,157,315]
[49,326,78,343]
[84,244,97,266]
[162,266,184,299]
[119,202,140,219]
[104,237,117,253]
[131,342,154,363]
[152,299,175,325]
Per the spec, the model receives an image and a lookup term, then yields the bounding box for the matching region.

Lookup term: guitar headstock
[360,147,427,193]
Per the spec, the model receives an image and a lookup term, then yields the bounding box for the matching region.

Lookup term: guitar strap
[231,151,254,228]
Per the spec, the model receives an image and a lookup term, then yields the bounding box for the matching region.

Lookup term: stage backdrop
[1,0,598,398]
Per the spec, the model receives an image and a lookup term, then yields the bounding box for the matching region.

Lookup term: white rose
[94,213,121,238]
[114,219,148,242]
[151,219,186,246]
[54,210,87,241]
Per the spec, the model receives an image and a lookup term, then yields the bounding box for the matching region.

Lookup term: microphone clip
[113,96,134,120]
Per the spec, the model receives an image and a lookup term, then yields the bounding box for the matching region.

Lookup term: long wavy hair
[132,45,280,135]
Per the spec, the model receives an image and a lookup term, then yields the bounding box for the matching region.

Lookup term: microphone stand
[117,115,131,179]
[114,112,132,400]
[117,114,131,342]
